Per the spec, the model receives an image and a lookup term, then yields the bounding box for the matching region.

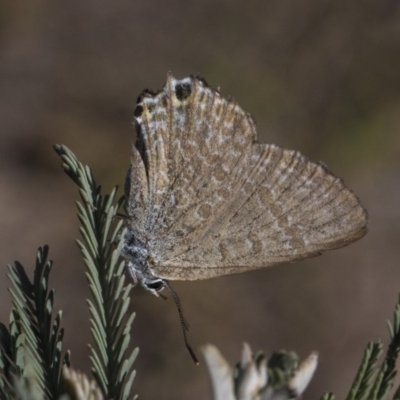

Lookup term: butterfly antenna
[163,281,199,366]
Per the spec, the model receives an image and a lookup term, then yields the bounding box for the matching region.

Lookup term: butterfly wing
[126,74,367,281]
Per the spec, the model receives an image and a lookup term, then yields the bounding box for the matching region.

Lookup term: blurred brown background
[1,1,400,399]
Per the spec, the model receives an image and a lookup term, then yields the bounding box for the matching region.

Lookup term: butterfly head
[122,230,165,296]
[126,258,166,297]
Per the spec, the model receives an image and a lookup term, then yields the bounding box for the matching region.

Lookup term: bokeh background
[1,1,400,399]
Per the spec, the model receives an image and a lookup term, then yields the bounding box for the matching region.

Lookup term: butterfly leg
[127,262,138,287]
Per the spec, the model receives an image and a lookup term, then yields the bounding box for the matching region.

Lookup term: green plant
[0,145,137,400]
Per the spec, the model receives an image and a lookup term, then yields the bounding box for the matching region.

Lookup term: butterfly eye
[146,280,164,291]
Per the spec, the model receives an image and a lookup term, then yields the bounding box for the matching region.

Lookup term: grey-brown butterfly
[122,73,368,363]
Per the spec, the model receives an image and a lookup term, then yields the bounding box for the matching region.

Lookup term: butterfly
[122,73,368,363]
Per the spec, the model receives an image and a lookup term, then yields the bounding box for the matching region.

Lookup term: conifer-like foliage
[319,294,400,400]
[0,246,70,400]
[53,144,138,400]
[0,145,138,400]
